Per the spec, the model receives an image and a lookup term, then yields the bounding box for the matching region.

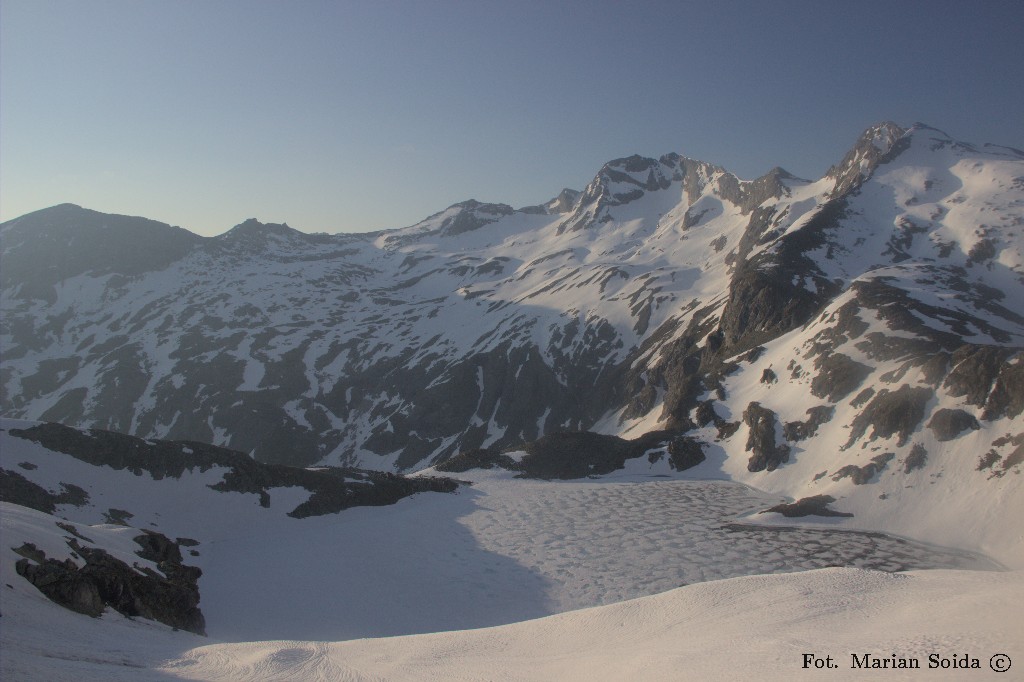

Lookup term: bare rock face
[743,402,790,472]
[903,443,928,473]
[666,436,707,471]
[944,345,1013,405]
[844,385,932,448]
[832,453,895,484]
[436,430,680,479]
[0,468,89,513]
[513,430,673,479]
[783,406,835,442]
[761,495,853,518]
[13,543,105,617]
[927,408,981,441]
[810,353,873,402]
[7,422,460,519]
[14,531,206,635]
[982,352,1024,420]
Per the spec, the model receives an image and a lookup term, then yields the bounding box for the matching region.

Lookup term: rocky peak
[437,200,515,237]
[559,153,683,233]
[220,218,301,238]
[714,165,805,215]
[210,218,312,255]
[542,188,582,214]
[826,121,907,196]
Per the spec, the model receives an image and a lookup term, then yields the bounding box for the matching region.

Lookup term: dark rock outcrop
[0,468,89,513]
[433,448,522,473]
[843,385,932,448]
[8,422,460,518]
[743,402,789,472]
[14,531,206,634]
[832,453,895,484]
[666,436,707,471]
[981,351,1024,420]
[514,430,673,479]
[783,406,835,442]
[927,408,981,441]
[943,345,1015,409]
[903,443,928,473]
[811,353,873,402]
[761,495,854,518]
[437,430,677,480]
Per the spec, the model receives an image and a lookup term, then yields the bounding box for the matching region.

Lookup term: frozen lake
[196,472,997,641]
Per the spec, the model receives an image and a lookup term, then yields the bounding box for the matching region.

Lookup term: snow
[1,471,1018,681]
[3,124,1024,678]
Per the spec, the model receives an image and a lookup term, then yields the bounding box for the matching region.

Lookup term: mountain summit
[2,122,1022,557]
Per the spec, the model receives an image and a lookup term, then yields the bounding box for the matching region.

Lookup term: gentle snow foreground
[2,463,1020,681]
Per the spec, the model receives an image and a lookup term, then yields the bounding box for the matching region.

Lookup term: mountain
[2,122,1023,553]
[2,121,1023,679]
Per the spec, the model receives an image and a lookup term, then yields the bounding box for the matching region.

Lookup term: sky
[2,0,1022,236]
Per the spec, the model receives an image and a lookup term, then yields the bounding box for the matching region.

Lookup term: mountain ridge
[2,122,1022,563]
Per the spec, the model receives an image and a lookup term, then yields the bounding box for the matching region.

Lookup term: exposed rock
[918,352,951,387]
[977,450,1001,471]
[514,430,674,479]
[719,257,825,354]
[433,448,523,473]
[666,437,706,471]
[783,406,835,442]
[982,353,1024,420]
[57,522,94,543]
[811,353,872,402]
[14,532,206,634]
[927,408,981,441]
[844,385,932,448]
[943,345,1013,407]
[825,121,905,196]
[438,430,676,480]
[2,126,1022,476]
[8,422,460,519]
[761,495,853,518]
[0,468,90,514]
[760,368,777,384]
[743,402,789,472]
[14,546,105,617]
[0,204,200,302]
[717,421,741,440]
[850,387,875,408]
[855,331,943,363]
[903,444,928,473]
[104,508,134,525]
[987,433,1024,477]
[693,399,721,427]
[832,453,895,484]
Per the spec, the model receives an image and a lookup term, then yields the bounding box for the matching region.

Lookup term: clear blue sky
[2,0,1022,236]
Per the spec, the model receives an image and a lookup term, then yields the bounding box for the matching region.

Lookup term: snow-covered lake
[195,471,996,642]
[1,470,1014,681]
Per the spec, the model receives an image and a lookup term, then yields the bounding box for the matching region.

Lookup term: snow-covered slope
[2,121,1023,560]
[2,422,1017,680]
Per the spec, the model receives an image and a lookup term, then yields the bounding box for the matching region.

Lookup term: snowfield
[2,457,1019,680]
[164,568,1023,682]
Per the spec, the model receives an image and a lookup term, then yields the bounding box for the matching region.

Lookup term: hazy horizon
[3,0,1022,236]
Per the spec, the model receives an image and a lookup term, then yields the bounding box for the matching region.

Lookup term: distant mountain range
[2,121,1023,559]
